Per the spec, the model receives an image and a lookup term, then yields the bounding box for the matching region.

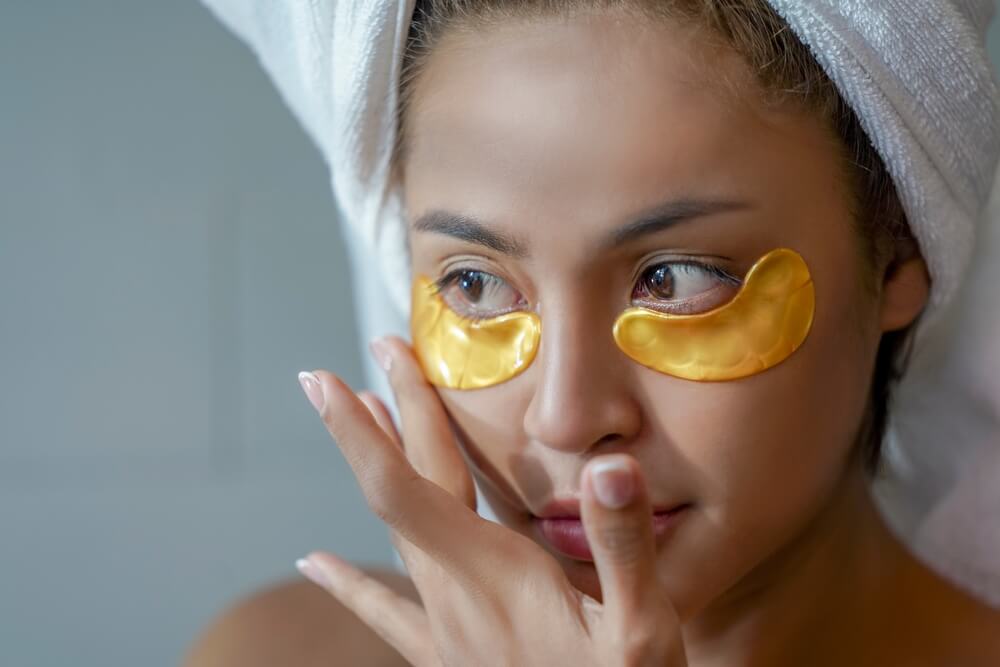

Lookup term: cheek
[436,379,535,506]
[655,320,872,511]
[644,278,880,609]
[644,251,878,494]
[660,238,880,520]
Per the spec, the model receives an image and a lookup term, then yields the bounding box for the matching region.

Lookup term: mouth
[531,502,692,562]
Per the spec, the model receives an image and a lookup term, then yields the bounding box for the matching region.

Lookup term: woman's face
[401,13,895,615]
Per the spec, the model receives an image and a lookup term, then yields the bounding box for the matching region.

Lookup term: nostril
[595,433,622,447]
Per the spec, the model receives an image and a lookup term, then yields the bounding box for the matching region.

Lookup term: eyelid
[433,267,529,319]
[633,251,739,278]
[433,255,524,291]
[630,257,743,314]
[632,283,738,315]
[632,256,742,291]
[430,255,740,318]
[433,267,516,298]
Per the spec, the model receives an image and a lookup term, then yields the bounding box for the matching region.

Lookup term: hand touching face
[295,338,689,666]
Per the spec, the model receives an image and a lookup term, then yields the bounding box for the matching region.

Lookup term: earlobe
[879,255,930,332]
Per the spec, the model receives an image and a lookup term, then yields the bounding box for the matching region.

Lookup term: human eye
[433,268,526,320]
[631,259,742,315]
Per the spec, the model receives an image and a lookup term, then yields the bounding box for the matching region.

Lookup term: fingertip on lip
[587,455,634,475]
[584,453,639,478]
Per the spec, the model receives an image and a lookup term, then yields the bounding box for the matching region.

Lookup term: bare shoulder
[182,567,419,667]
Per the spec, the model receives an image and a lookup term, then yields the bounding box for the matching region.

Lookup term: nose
[522,299,643,454]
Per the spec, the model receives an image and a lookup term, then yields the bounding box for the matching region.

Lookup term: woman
[186,1,1000,664]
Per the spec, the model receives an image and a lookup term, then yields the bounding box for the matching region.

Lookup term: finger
[358,392,440,584]
[297,551,438,667]
[580,454,662,625]
[299,369,507,582]
[358,391,402,449]
[300,370,413,515]
[370,336,477,509]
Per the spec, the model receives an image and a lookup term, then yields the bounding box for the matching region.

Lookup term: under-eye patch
[410,276,541,390]
[612,248,815,382]
[410,248,814,389]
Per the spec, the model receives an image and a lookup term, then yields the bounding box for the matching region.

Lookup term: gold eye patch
[410,276,541,390]
[410,248,814,389]
[612,248,815,382]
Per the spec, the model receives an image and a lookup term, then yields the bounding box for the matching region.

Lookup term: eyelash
[431,258,741,320]
[637,260,740,286]
[432,268,525,319]
[433,269,487,295]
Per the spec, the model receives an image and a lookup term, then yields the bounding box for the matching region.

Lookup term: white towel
[198,0,416,313]
[198,0,1000,602]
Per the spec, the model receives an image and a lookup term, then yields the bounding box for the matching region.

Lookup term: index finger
[300,370,534,584]
[371,336,477,509]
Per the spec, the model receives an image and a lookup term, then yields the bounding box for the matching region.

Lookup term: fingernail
[295,557,328,589]
[369,337,393,373]
[297,371,324,414]
[590,458,635,509]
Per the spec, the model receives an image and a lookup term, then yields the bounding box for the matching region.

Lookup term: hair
[390,0,919,475]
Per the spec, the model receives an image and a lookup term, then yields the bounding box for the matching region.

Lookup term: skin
[395,10,1000,666]
[404,11,888,614]
[182,570,417,667]
[184,9,1000,667]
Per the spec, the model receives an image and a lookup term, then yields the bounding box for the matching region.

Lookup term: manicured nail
[295,557,328,589]
[369,337,393,373]
[297,371,324,413]
[590,458,635,509]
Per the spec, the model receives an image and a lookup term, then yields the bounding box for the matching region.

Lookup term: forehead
[402,11,838,246]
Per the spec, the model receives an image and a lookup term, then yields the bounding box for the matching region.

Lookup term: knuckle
[387,348,420,386]
[319,383,362,436]
[335,568,372,604]
[361,465,412,525]
[606,627,662,667]
[394,372,434,409]
[386,356,436,402]
[594,523,645,567]
[356,577,396,610]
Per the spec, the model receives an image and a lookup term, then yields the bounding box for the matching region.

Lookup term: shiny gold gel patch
[612,248,815,382]
[410,276,541,390]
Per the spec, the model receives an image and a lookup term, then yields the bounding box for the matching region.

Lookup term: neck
[683,464,914,667]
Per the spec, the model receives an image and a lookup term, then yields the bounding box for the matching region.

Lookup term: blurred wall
[1,3,999,667]
[0,2,398,666]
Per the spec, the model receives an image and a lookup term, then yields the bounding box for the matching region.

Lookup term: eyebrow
[411,197,751,258]
[412,211,529,258]
[603,198,752,249]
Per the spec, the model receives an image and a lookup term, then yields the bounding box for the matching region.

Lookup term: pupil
[648,266,674,298]
[459,271,484,302]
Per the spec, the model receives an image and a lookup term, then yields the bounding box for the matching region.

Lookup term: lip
[532,500,691,562]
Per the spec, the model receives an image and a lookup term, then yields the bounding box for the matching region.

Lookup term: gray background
[1,2,999,666]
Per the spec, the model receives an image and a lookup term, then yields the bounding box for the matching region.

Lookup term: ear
[879,254,930,332]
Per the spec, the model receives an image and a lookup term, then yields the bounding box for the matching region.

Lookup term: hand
[296,336,687,666]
